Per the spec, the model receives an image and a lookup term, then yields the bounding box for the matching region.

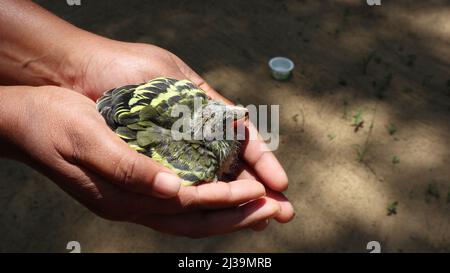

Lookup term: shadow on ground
[1,0,449,252]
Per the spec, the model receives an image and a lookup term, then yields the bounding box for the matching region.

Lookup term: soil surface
[1,0,449,252]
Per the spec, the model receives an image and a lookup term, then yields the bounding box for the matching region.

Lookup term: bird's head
[192,100,248,141]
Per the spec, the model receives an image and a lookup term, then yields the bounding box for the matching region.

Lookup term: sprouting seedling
[355,122,373,162]
[352,110,364,132]
[327,133,336,141]
[386,123,397,135]
[392,155,400,165]
[354,102,378,164]
[352,110,363,125]
[387,201,398,216]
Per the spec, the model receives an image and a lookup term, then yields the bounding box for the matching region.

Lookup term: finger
[237,166,295,223]
[111,179,267,216]
[266,190,295,223]
[174,179,266,210]
[136,197,280,238]
[235,165,258,180]
[56,168,267,217]
[243,123,288,191]
[117,179,267,216]
[104,179,267,216]
[73,119,181,198]
[55,168,268,218]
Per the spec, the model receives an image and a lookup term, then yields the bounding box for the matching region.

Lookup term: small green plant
[386,123,397,135]
[327,133,336,141]
[392,155,400,165]
[352,110,364,132]
[387,201,398,216]
[447,191,450,204]
[353,103,378,164]
[426,183,440,202]
[352,110,363,125]
[354,122,373,162]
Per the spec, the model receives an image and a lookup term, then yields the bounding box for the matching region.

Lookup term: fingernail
[153,172,181,198]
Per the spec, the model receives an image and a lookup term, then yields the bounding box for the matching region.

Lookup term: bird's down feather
[96,77,241,185]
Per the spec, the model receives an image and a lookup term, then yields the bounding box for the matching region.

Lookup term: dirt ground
[1,0,449,252]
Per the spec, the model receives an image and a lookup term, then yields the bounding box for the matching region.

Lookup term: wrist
[0,86,31,158]
[0,0,109,90]
[0,24,105,89]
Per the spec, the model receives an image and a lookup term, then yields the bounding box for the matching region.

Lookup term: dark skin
[0,0,294,237]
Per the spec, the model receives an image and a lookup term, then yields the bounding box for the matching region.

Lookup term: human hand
[0,86,281,237]
[64,38,295,225]
[0,0,294,228]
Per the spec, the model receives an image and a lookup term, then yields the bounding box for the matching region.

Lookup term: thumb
[74,124,181,198]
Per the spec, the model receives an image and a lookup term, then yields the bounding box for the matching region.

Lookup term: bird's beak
[227,105,249,128]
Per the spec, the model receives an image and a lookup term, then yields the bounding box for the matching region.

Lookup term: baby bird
[96,77,248,185]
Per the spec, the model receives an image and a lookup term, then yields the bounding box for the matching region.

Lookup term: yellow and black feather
[97,77,219,185]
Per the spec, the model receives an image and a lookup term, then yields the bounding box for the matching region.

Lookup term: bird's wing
[97,78,215,185]
[97,78,209,130]
[119,124,218,185]
[97,84,140,129]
